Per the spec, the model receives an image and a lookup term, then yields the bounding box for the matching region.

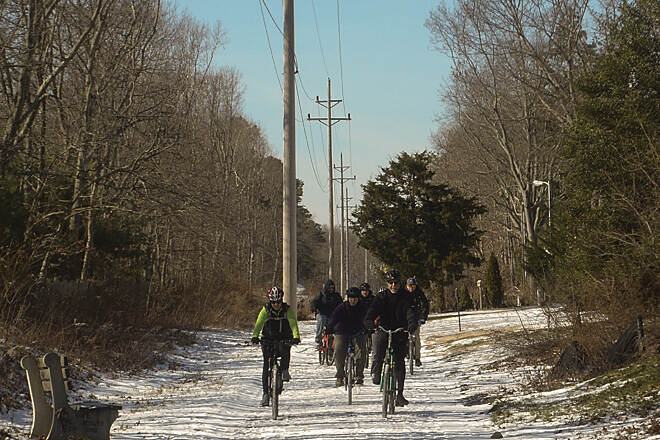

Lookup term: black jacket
[360,291,375,312]
[409,287,430,321]
[364,287,418,333]
[311,280,343,316]
[328,301,367,335]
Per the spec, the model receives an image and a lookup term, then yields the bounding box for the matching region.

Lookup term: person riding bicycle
[359,282,376,310]
[405,277,429,367]
[328,287,368,387]
[251,286,301,407]
[310,279,342,346]
[364,269,418,407]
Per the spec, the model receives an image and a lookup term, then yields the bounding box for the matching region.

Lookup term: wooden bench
[20,352,121,440]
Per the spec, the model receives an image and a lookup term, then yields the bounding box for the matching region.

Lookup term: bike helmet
[267,286,284,303]
[406,276,417,285]
[346,287,361,298]
[384,269,401,283]
[359,282,371,291]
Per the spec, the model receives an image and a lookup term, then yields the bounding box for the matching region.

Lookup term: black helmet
[267,286,284,302]
[384,269,401,283]
[406,276,417,285]
[346,287,361,298]
[359,282,371,291]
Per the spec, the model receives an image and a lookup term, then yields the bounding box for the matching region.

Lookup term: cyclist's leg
[370,331,387,384]
[315,314,326,344]
[333,334,347,381]
[280,342,292,381]
[393,334,407,394]
[354,333,366,380]
[261,343,273,404]
[414,326,422,362]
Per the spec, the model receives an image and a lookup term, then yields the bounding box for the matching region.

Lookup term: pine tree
[458,285,474,311]
[352,151,485,287]
[484,253,504,308]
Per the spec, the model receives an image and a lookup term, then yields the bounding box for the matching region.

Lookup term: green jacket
[252,303,300,340]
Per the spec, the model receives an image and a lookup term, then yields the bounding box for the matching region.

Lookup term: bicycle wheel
[326,335,335,366]
[409,337,415,376]
[347,355,354,405]
[365,335,371,368]
[388,369,396,414]
[318,346,324,366]
[381,363,390,418]
[271,363,279,420]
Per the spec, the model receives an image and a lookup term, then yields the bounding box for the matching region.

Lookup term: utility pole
[333,153,355,295]
[344,187,357,289]
[364,249,368,283]
[282,0,296,310]
[308,79,350,282]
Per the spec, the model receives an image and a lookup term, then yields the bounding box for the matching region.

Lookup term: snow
[2,307,657,439]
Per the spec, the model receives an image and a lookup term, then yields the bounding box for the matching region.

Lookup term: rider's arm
[286,307,300,339]
[364,294,383,330]
[252,306,268,339]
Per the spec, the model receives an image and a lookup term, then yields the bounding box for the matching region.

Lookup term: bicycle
[377,326,407,418]
[343,334,361,405]
[365,331,372,368]
[254,338,294,420]
[408,331,416,376]
[318,326,335,366]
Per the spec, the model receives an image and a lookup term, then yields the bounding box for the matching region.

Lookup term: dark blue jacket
[328,301,367,336]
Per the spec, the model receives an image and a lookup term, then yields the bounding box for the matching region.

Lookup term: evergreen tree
[458,285,474,311]
[484,253,504,308]
[352,151,485,287]
[556,0,659,315]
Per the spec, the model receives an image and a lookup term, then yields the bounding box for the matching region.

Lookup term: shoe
[415,359,422,367]
[355,376,364,385]
[371,373,380,385]
[395,394,409,407]
[260,393,269,407]
[335,377,344,387]
[282,369,291,382]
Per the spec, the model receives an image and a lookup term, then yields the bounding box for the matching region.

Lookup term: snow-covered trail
[6,307,640,439]
[97,307,558,439]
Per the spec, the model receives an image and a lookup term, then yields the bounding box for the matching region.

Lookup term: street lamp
[532,180,551,227]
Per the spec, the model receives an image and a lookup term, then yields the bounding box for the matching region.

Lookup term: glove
[251,336,260,345]
[408,326,418,335]
[292,337,301,345]
[420,319,426,325]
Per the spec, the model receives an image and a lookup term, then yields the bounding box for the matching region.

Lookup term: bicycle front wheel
[409,338,415,376]
[271,363,279,420]
[347,355,354,405]
[381,364,390,418]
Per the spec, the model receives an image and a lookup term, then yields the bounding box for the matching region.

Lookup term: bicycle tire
[326,335,335,366]
[381,364,390,418]
[365,336,371,368]
[347,355,354,405]
[271,363,279,420]
[318,347,324,366]
[409,336,415,376]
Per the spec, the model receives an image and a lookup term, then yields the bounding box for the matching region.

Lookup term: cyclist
[405,277,430,367]
[364,269,418,407]
[310,279,342,347]
[328,287,367,387]
[359,282,376,310]
[251,286,301,407]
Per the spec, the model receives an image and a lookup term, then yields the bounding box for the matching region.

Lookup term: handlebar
[377,326,407,334]
[249,338,298,346]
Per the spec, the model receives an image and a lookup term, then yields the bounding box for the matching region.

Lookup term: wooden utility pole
[344,187,357,289]
[308,79,350,282]
[333,154,354,294]
[283,0,296,310]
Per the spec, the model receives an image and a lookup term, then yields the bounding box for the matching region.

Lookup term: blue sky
[172,0,452,224]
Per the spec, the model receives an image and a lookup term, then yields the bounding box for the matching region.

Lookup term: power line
[258,0,282,92]
[295,78,326,192]
[261,0,283,36]
[336,0,347,115]
[311,0,330,78]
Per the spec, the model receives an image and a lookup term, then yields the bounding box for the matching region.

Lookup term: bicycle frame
[260,339,293,420]
[318,326,335,366]
[377,326,406,418]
